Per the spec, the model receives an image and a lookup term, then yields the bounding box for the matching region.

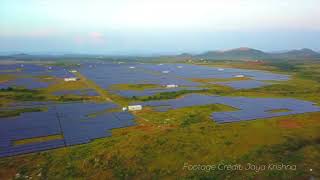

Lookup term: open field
[0,59,319,179]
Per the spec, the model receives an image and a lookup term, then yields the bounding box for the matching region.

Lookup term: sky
[0,0,319,55]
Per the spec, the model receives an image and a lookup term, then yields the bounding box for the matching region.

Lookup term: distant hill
[1,48,320,61]
[182,47,320,60]
[272,48,320,59]
[196,47,269,60]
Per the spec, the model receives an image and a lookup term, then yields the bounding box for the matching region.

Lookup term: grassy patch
[57,95,90,102]
[189,77,251,83]
[188,136,320,179]
[74,72,113,102]
[14,134,63,146]
[0,87,35,93]
[45,78,88,93]
[109,84,161,91]
[0,107,46,118]
[0,92,46,101]
[180,113,202,127]
[134,89,207,101]
[267,109,291,113]
[0,74,16,83]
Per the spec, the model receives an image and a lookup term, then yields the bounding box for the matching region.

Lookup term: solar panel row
[0,102,136,157]
[138,94,320,123]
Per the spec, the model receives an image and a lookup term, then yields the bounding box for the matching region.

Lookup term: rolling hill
[192,47,320,60]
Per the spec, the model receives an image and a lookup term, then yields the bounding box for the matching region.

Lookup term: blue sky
[0,0,319,55]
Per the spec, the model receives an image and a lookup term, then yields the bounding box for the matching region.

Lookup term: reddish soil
[278,119,302,129]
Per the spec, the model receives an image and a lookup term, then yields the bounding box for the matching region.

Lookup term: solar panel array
[136,63,290,81]
[0,64,75,90]
[77,62,290,96]
[0,78,52,89]
[137,94,320,123]
[0,64,73,77]
[79,62,201,89]
[1,62,290,93]
[0,102,136,157]
[0,64,22,74]
[0,62,303,158]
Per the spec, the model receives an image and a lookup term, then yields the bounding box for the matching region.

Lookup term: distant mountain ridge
[273,48,320,59]
[192,47,320,60]
[1,48,320,60]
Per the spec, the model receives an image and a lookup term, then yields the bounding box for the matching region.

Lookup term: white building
[218,68,224,71]
[162,70,170,74]
[234,74,245,78]
[165,84,178,88]
[129,66,135,69]
[69,70,77,73]
[128,105,143,111]
[64,77,79,82]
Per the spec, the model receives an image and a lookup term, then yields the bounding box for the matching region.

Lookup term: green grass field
[0,60,319,179]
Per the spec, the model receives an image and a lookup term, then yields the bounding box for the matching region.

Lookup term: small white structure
[162,70,170,74]
[64,77,78,82]
[165,84,178,88]
[158,63,163,66]
[218,68,224,71]
[234,74,245,78]
[129,66,135,69]
[69,70,77,73]
[122,107,128,111]
[128,105,143,111]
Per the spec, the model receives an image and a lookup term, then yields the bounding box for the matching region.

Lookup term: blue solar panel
[138,94,320,123]
[79,62,201,89]
[0,102,136,157]
[136,63,290,81]
[0,78,52,89]
[77,62,290,92]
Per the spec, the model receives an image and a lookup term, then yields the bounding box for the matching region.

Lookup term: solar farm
[0,60,320,179]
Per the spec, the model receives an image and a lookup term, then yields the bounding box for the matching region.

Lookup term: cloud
[89,32,105,42]
[74,32,106,46]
